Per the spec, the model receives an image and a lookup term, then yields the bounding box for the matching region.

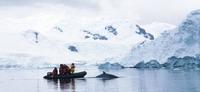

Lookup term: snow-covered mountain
[121,9,200,66]
[0,17,174,68]
[141,22,176,38]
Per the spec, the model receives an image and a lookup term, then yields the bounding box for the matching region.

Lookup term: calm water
[0,66,200,92]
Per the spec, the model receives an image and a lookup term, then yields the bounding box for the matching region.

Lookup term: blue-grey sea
[0,66,200,92]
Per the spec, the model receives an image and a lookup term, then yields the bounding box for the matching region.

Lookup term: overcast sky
[1,0,200,29]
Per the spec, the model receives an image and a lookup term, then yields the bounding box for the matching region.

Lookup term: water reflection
[138,70,147,92]
[47,78,77,91]
[59,79,73,90]
[43,69,200,92]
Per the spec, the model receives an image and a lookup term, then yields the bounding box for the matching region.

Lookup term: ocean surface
[0,66,200,92]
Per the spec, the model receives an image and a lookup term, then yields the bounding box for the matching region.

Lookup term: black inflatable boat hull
[43,71,87,79]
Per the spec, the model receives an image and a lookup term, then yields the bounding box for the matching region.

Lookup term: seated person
[70,63,75,74]
[52,67,58,76]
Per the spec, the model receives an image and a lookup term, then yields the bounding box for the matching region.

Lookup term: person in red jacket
[63,67,67,74]
[59,64,63,75]
[52,67,58,76]
[63,64,70,74]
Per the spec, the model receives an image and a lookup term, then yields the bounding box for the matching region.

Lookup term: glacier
[0,17,175,68]
[121,9,200,67]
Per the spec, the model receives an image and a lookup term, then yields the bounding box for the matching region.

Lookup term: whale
[96,71,118,79]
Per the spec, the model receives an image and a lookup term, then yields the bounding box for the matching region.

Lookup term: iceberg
[133,60,161,69]
[98,62,125,69]
[133,61,146,68]
[145,60,161,68]
[133,56,200,70]
[163,56,200,69]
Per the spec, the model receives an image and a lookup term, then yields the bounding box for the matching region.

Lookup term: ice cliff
[121,9,200,67]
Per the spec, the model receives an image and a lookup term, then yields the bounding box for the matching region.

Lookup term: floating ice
[98,62,124,69]
[133,60,161,69]
[163,56,200,69]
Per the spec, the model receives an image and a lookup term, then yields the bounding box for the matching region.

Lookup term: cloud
[0,0,100,11]
[0,0,200,26]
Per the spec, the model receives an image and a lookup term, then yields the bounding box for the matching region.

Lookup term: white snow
[141,22,176,38]
[0,6,179,68]
[1,17,172,68]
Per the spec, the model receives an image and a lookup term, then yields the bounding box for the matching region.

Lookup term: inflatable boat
[43,71,87,79]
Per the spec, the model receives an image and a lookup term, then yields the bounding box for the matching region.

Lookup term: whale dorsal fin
[103,71,106,74]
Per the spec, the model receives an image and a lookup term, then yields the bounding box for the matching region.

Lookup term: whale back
[96,71,118,79]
